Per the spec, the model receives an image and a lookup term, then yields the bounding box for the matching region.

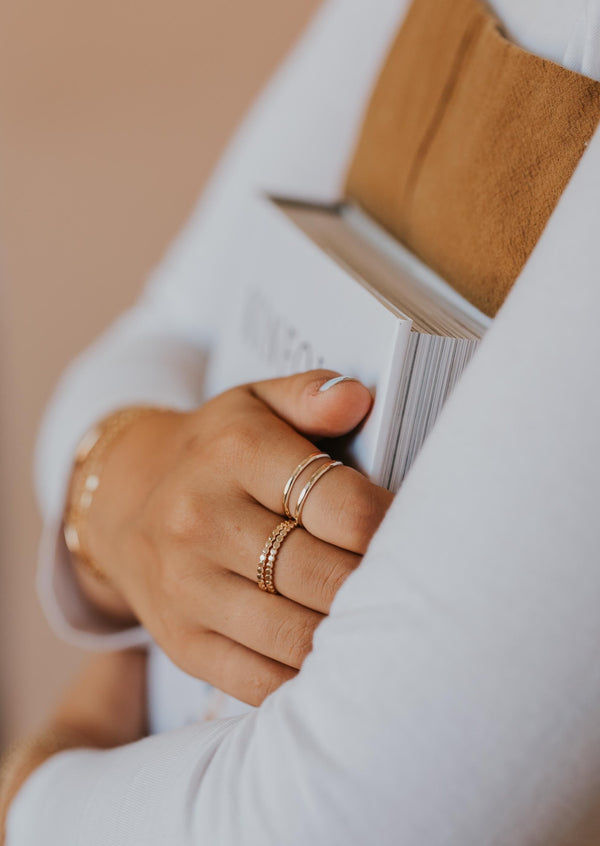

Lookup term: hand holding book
[68,370,392,706]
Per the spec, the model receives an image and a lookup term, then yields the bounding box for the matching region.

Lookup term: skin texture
[76,370,393,706]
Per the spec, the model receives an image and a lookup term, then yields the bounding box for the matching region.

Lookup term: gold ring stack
[257,452,344,594]
[257,519,297,594]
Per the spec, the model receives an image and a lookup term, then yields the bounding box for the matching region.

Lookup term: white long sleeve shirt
[9,0,600,843]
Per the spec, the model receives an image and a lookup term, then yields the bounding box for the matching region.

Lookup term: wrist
[64,408,163,577]
[64,406,184,620]
[82,408,186,592]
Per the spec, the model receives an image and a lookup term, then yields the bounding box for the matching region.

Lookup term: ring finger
[220,500,361,614]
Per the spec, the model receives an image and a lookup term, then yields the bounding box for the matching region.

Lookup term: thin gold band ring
[282,452,330,519]
[294,460,343,527]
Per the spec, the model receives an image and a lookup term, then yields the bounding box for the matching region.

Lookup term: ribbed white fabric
[10,0,600,843]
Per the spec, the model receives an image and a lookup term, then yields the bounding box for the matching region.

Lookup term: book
[149,194,492,733]
[206,194,490,492]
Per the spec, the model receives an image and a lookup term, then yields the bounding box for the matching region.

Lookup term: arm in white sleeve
[12,110,600,844]
[34,0,409,647]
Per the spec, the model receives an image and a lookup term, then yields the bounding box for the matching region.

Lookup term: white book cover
[206,194,413,486]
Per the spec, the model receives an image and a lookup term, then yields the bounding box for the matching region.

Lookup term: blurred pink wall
[0,0,319,744]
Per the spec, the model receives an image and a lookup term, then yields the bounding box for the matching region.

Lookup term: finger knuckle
[270,614,316,667]
[217,646,283,707]
[153,561,195,620]
[162,489,200,544]
[214,418,261,466]
[320,559,354,606]
[335,483,385,552]
[245,670,281,706]
[171,630,211,679]
[157,567,186,610]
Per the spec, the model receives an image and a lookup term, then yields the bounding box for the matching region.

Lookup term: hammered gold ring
[257,519,297,594]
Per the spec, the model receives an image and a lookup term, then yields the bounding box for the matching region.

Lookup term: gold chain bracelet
[63,406,161,580]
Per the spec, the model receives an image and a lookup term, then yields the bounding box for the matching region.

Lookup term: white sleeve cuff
[37,518,150,651]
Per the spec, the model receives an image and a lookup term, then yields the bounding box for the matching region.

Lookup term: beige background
[0,0,319,746]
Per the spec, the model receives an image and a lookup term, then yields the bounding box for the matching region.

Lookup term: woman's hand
[78,370,393,705]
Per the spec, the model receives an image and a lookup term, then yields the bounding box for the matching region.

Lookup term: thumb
[250,369,372,438]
